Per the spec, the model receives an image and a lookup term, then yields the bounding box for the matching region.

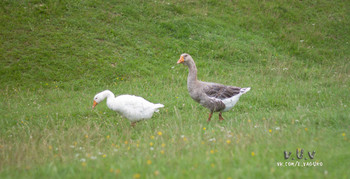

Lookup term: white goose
[92,90,164,126]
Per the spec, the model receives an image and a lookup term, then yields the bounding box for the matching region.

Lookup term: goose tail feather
[240,87,251,94]
[154,103,164,112]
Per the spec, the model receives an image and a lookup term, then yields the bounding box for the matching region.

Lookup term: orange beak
[177,55,184,64]
[92,100,98,109]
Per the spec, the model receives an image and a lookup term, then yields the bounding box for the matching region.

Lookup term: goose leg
[207,112,213,122]
[131,122,137,127]
[219,112,224,121]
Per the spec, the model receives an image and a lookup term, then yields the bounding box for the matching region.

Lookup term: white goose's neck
[102,90,116,108]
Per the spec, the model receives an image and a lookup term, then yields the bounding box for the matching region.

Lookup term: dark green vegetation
[1,0,349,178]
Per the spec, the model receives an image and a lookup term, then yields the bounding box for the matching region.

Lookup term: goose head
[92,90,112,109]
[177,53,193,66]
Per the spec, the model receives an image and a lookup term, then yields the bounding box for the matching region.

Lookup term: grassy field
[1,0,349,178]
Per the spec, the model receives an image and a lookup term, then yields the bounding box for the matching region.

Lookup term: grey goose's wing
[202,82,241,100]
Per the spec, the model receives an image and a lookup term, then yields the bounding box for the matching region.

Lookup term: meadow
[0,0,349,178]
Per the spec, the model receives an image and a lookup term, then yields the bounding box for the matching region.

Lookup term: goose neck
[187,60,198,83]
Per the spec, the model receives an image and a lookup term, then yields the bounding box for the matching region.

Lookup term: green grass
[1,0,349,178]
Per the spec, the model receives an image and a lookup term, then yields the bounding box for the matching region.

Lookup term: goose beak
[92,100,98,109]
[177,56,184,64]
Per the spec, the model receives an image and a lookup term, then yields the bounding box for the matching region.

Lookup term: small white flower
[79,147,84,150]
[75,154,80,157]
[80,158,86,162]
[275,127,281,130]
[70,145,75,148]
[98,152,103,155]
[171,66,175,69]
[90,156,97,160]
[181,135,185,138]
[300,40,304,42]
[254,125,259,128]
[150,147,154,151]
[114,149,118,152]
[295,120,299,123]
[208,138,216,142]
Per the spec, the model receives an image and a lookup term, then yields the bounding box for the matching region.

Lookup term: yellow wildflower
[124,141,128,145]
[226,140,231,144]
[48,145,52,150]
[203,127,206,130]
[103,154,107,158]
[210,150,215,154]
[81,162,87,167]
[85,135,88,138]
[106,135,110,139]
[342,133,345,136]
[157,131,162,136]
[269,129,272,133]
[160,150,165,154]
[151,136,155,139]
[149,142,153,146]
[133,173,141,179]
[161,143,166,148]
[147,160,152,165]
[305,128,308,131]
[251,152,255,156]
[154,170,159,176]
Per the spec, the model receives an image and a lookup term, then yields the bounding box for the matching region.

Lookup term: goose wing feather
[202,82,241,100]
